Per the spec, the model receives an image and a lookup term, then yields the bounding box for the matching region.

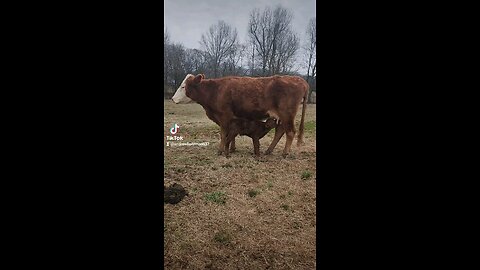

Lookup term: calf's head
[264,118,278,129]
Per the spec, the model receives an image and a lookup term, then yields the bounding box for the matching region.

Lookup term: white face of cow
[172,74,195,104]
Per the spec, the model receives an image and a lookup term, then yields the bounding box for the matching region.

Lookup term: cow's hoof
[282,153,288,158]
[217,150,224,155]
[229,147,236,153]
[265,150,272,155]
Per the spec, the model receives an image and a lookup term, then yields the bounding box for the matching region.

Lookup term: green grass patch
[214,231,231,245]
[301,170,312,180]
[174,167,186,173]
[195,156,213,165]
[293,221,301,229]
[205,191,227,205]
[303,121,316,132]
[247,189,259,198]
[172,156,198,166]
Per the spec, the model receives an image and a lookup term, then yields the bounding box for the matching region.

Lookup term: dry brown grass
[164,100,316,269]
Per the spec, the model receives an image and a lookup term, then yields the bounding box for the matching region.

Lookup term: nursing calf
[224,118,278,158]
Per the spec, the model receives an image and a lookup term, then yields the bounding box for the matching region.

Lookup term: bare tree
[200,20,238,78]
[248,7,271,75]
[245,41,261,76]
[303,18,316,103]
[248,5,299,76]
[164,27,170,45]
[164,41,187,98]
[220,43,248,76]
[164,28,170,88]
[275,29,299,74]
[183,48,206,75]
[169,43,186,87]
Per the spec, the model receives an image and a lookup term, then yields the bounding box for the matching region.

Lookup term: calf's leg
[252,137,260,156]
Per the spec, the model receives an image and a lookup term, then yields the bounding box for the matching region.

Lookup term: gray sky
[164,0,316,73]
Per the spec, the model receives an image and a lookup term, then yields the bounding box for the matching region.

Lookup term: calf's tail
[297,84,308,146]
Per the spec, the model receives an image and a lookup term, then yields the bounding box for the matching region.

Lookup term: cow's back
[218,76,307,119]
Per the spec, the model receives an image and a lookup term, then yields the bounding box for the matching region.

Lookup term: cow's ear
[193,74,203,84]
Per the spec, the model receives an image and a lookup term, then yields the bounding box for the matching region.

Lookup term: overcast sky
[165,0,316,73]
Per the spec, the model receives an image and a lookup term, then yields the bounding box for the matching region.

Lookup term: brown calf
[224,118,278,158]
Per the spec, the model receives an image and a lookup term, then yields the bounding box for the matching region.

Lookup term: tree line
[164,5,316,102]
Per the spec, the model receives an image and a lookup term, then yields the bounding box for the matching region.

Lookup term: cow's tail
[297,84,308,146]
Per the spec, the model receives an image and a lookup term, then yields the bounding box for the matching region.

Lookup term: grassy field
[164,100,316,269]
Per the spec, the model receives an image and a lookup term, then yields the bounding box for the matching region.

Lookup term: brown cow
[224,117,278,158]
[172,74,308,157]
[172,74,237,153]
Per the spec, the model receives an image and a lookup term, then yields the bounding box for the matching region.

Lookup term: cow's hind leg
[218,127,227,155]
[229,138,236,152]
[282,119,296,158]
[224,139,231,158]
[265,124,285,155]
[224,133,236,158]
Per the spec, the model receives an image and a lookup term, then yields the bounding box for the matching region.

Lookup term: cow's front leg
[265,124,285,155]
[217,127,227,155]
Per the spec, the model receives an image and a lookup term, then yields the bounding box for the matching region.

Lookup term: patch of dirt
[164,183,187,204]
